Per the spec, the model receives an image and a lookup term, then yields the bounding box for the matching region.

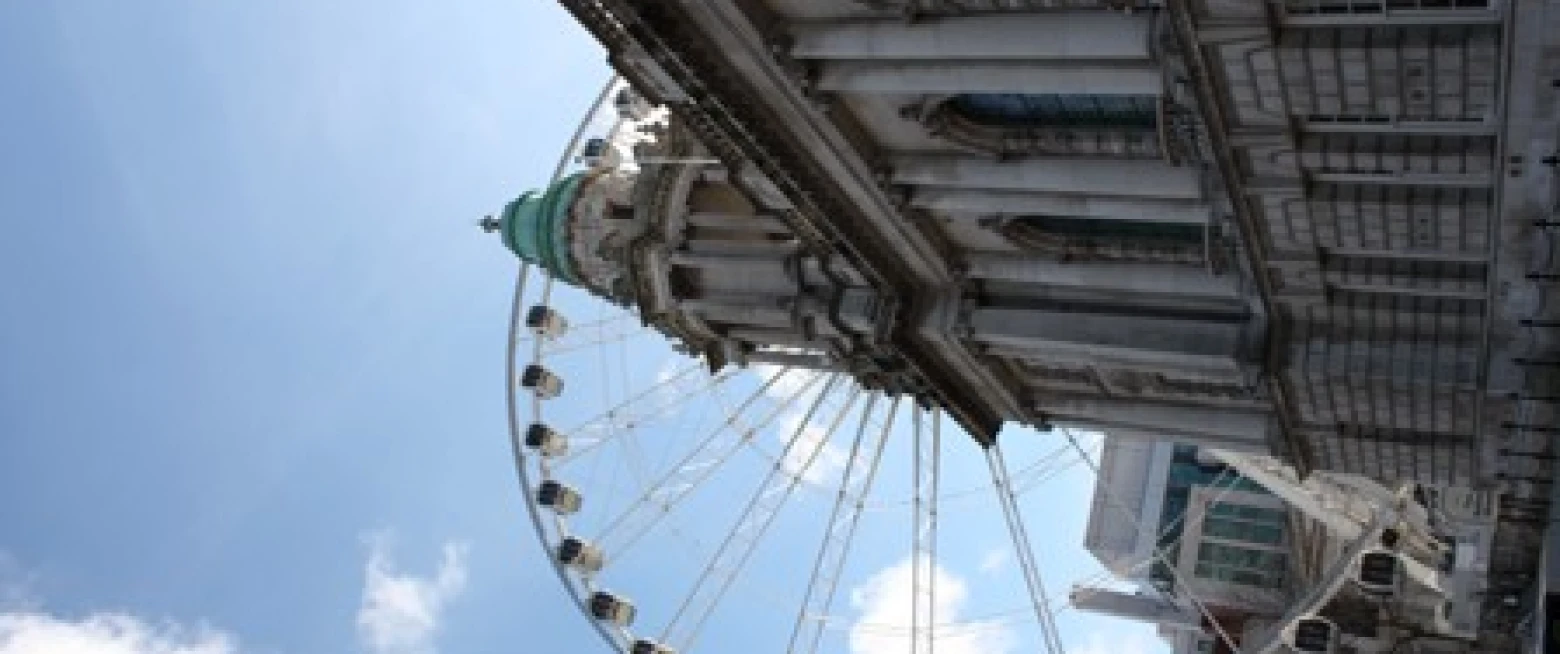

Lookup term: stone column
[893,155,1203,200]
[680,297,793,329]
[791,13,1153,61]
[668,251,797,296]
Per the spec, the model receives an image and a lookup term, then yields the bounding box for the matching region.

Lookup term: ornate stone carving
[994,217,1210,266]
[906,97,1165,160]
[850,0,1146,12]
[1107,370,1257,402]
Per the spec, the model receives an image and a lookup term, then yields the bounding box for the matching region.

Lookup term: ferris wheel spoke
[594,369,826,559]
[910,407,941,654]
[541,318,647,357]
[1010,448,1084,496]
[703,368,818,456]
[614,417,654,493]
[553,361,726,467]
[786,395,899,654]
[663,379,861,652]
[986,442,1067,654]
[515,311,640,351]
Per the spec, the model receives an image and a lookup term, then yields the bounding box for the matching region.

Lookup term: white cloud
[357,536,470,654]
[848,557,1015,654]
[978,548,1010,575]
[0,613,237,654]
[0,553,238,654]
[654,358,681,386]
[753,365,852,485]
[753,364,817,403]
[778,407,852,485]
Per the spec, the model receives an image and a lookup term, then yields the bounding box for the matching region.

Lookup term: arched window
[947,93,1159,128]
[995,215,1209,265]
[916,93,1163,159]
[1009,216,1203,242]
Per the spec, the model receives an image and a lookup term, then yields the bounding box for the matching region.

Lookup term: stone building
[522,0,1559,477]
[492,0,1560,648]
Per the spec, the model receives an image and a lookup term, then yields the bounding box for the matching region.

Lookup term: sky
[0,2,1163,653]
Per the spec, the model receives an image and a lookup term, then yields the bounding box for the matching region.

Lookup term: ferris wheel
[499,77,1240,654]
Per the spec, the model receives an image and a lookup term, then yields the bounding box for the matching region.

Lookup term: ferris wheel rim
[507,74,633,653]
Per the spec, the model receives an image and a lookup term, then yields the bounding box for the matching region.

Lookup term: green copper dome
[496,172,587,285]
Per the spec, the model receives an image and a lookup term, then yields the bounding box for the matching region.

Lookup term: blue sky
[0,2,1161,653]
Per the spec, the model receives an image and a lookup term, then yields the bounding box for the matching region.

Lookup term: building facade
[495,0,1560,649]
[539,0,1559,486]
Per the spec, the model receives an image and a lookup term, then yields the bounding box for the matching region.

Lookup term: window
[1284,0,1488,15]
[1203,502,1286,547]
[1204,516,1284,545]
[1194,543,1287,589]
[1208,502,1287,526]
[1229,570,1271,587]
[916,93,1164,158]
[996,215,1208,265]
[1198,542,1285,570]
[1153,448,1281,575]
[1194,564,1284,589]
[948,94,1159,128]
[1010,216,1204,244]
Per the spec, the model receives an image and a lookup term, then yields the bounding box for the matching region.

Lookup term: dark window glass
[1205,517,1285,545]
[1009,216,1205,244]
[1230,570,1272,588]
[1209,502,1286,526]
[949,93,1158,128]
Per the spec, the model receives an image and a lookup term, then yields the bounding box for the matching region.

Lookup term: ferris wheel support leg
[987,443,1068,654]
[786,395,896,654]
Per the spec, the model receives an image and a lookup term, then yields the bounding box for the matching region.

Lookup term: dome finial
[478,215,503,233]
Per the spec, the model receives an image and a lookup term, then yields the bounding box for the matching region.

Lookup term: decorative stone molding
[904,96,1165,159]
[993,217,1211,266]
[851,0,1148,14]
